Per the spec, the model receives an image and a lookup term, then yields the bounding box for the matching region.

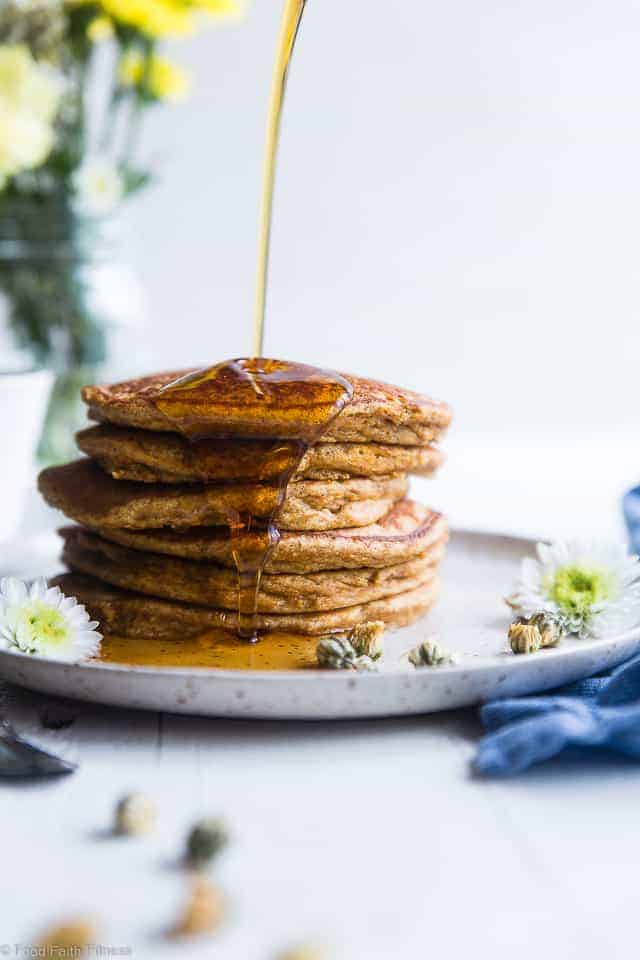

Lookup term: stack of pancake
[38,369,452,641]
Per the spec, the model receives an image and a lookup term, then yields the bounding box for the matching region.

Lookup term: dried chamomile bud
[509,613,564,655]
[531,612,564,648]
[352,655,379,672]
[348,620,385,660]
[186,818,228,868]
[508,619,541,654]
[408,639,456,667]
[115,793,157,836]
[316,635,378,671]
[173,876,223,937]
[37,917,98,953]
[316,636,357,670]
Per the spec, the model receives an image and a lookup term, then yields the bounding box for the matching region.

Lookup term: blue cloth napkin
[623,485,640,556]
[474,653,640,776]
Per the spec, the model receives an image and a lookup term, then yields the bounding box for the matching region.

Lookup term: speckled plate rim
[0,529,638,719]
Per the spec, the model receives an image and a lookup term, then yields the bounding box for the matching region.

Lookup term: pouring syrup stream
[253,0,308,358]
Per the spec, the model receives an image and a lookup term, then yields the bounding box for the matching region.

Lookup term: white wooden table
[1,440,638,959]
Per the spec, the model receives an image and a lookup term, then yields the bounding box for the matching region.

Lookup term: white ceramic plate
[0,530,638,719]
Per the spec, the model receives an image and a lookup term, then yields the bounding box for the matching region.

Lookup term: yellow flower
[0,101,51,188]
[119,50,191,102]
[184,0,243,17]
[87,15,114,42]
[109,0,193,35]
[0,45,62,187]
[68,0,243,37]
[68,0,193,38]
[0,44,60,122]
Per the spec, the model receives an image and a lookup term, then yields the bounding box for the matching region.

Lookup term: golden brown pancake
[91,500,448,574]
[60,526,442,613]
[82,369,452,445]
[39,460,408,532]
[51,572,439,638]
[76,425,445,484]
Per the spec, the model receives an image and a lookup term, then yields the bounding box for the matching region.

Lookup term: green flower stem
[121,94,145,164]
[100,88,121,151]
[120,39,155,166]
[100,42,129,152]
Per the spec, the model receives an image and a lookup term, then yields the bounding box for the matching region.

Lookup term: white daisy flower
[0,577,101,662]
[508,540,640,638]
[72,157,123,216]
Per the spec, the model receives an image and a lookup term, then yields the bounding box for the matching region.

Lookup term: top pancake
[82,369,452,445]
[76,425,445,484]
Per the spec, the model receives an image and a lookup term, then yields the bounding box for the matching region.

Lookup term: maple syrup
[152,358,352,643]
[99,630,318,671]
[253,0,308,357]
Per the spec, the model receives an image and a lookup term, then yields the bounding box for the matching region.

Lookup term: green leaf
[121,167,153,196]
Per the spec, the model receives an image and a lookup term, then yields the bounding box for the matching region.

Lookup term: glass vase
[0,193,141,464]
